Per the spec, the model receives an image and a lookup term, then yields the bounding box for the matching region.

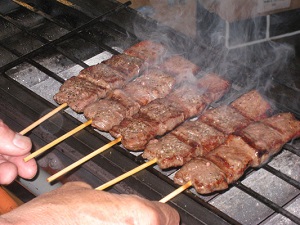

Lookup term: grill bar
[0,12,89,68]
[264,164,300,190]
[235,182,300,224]
[0,1,131,73]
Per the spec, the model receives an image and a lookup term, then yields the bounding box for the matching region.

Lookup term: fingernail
[13,133,30,149]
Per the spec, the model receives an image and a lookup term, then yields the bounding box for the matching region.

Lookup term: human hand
[0,120,37,184]
[0,181,180,225]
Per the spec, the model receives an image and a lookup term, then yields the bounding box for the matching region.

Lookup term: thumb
[0,120,32,156]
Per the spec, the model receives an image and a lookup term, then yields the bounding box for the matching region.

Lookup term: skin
[0,120,180,225]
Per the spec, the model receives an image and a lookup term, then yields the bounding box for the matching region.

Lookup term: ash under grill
[1,1,300,225]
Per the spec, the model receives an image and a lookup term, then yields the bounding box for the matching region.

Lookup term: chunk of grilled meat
[174,157,228,194]
[103,54,145,78]
[123,40,167,65]
[200,105,251,134]
[157,55,201,83]
[230,90,272,121]
[122,69,176,106]
[53,76,106,113]
[197,73,231,102]
[77,63,126,90]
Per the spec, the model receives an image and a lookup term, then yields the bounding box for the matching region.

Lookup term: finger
[8,155,38,180]
[152,201,180,225]
[0,120,32,156]
[61,181,93,190]
[0,161,18,185]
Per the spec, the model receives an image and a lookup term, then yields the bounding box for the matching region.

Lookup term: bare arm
[0,182,180,225]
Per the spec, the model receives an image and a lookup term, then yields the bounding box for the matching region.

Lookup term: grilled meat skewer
[174,112,300,194]
[54,40,166,112]
[142,90,271,169]
[110,73,230,150]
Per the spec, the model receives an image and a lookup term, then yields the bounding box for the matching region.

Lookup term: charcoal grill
[1,1,300,224]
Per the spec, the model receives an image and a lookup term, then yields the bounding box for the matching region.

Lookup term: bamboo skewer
[95,158,158,190]
[47,136,122,182]
[159,181,192,203]
[24,119,92,162]
[19,103,68,135]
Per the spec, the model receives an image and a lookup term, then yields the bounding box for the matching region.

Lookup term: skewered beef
[230,90,272,121]
[174,157,228,194]
[111,73,230,150]
[139,98,185,136]
[236,122,284,160]
[261,112,300,141]
[143,120,227,169]
[142,90,268,169]
[53,76,106,113]
[77,63,126,89]
[84,69,176,131]
[102,54,145,78]
[174,112,300,194]
[200,105,251,134]
[157,55,201,83]
[121,69,176,106]
[53,40,165,113]
[197,73,231,102]
[123,40,167,65]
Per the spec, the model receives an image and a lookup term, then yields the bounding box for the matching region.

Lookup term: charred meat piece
[167,83,209,119]
[54,76,106,113]
[122,69,176,106]
[108,89,141,117]
[230,90,272,121]
[158,55,200,83]
[174,157,228,194]
[206,135,254,183]
[200,105,251,134]
[143,133,197,169]
[103,54,145,78]
[143,120,227,168]
[123,40,167,65]
[139,98,185,136]
[237,122,284,158]
[77,63,126,90]
[84,99,126,131]
[84,89,140,131]
[197,73,231,102]
[261,112,300,142]
[172,119,228,156]
[110,115,159,151]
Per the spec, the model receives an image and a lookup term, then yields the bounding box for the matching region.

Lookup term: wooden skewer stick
[47,136,122,182]
[19,103,68,135]
[159,181,192,203]
[95,158,158,191]
[24,119,92,162]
